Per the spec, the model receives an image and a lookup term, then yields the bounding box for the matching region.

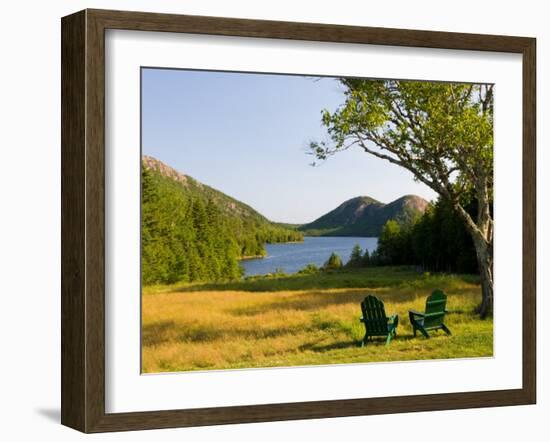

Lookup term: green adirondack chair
[408,289,452,338]
[359,295,399,346]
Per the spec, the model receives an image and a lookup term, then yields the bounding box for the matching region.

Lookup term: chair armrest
[409,310,425,317]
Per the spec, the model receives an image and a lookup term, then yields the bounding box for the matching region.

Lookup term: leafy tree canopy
[311,79,494,317]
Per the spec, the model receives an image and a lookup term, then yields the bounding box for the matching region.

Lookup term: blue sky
[142,68,437,224]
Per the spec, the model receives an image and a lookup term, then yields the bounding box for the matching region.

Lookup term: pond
[240,236,378,276]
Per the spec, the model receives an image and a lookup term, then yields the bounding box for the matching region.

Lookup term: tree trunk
[452,193,493,319]
[473,238,493,319]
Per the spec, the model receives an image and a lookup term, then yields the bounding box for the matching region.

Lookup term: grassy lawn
[142,267,493,373]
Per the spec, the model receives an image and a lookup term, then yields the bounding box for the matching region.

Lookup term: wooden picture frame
[61,8,536,433]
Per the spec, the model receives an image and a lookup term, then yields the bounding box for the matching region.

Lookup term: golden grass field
[142,267,493,373]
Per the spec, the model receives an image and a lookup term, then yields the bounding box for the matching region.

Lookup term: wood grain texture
[89,8,532,52]
[85,9,107,432]
[522,39,537,402]
[60,8,537,433]
[61,10,86,431]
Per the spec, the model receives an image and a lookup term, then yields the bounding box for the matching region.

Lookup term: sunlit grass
[142,267,492,373]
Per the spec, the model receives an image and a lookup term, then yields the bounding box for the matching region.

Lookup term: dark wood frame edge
[61,8,536,433]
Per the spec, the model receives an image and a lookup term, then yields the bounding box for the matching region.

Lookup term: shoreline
[239,239,306,261]
[239,255,265,261]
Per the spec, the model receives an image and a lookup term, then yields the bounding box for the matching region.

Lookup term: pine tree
[141,161,303,285]
[362,249,370,267]
[346,244,363,268]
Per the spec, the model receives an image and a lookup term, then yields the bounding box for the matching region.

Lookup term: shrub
[298,263,319,275]
[324,252,343,270]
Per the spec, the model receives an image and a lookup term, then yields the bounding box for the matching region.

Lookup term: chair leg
[419,327,430,339]
[441,324,452,336]
[410,314,420,338]
[361,334,368,347]
[385,333,392,346]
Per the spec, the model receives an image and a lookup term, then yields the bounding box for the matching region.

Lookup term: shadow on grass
[143,319,338,346]
[167,267,479,294]
[228,290,415,316]
[299,340,360,352]
[298,333,421,352]
[142,320,177,346]
[169,271,399,293]
[228,289,479,317]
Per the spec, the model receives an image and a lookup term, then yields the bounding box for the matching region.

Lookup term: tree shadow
[142,320,177,346]
[299,340,360,352]
[168,268,426,293]
[164,269,480,305]
[142,319,324,346]
[229,289,419,317]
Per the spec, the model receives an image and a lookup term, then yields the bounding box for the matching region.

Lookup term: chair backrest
[423,289,447,328]
[361,295,388,335]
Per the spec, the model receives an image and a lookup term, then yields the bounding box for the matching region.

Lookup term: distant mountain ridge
[143,155,428,241]
[143,155,270,223]
[299,194,429,237]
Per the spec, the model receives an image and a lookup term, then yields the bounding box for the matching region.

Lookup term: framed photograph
[61,9,536,433]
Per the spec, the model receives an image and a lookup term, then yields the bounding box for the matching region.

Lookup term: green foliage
[362,249,370,267]
[142,166,242,284]
[324,252,343,270]
[310,79,494,316]
[410,197,479,273]
[372,196,479,273]
[141,164,302,285]
[346,244,364,268]
[311,80,493,202]
[376,219,412,265]
[297,263,320,275]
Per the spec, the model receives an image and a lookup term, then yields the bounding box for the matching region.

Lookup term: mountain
[143,155,277,226]
[299,194,429,237]
[142,156,302,283]
[141,155,428,284]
